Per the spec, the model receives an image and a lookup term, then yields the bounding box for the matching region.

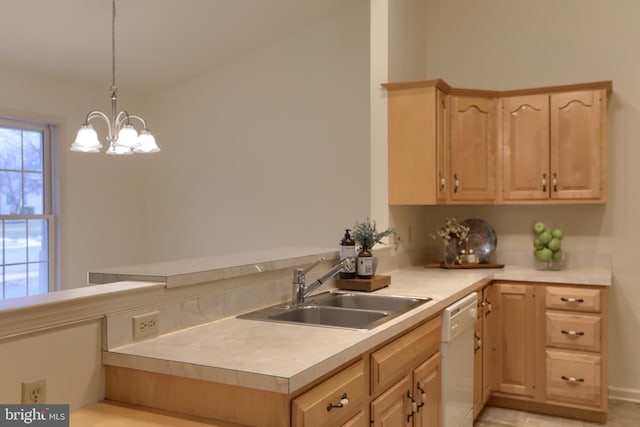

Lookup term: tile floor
[475,400,640,426]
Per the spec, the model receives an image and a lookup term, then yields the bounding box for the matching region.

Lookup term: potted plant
[431,218,470,265]
[352,217,398,249]
[352,218,399,275]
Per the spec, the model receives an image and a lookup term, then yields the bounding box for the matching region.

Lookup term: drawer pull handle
[561,375,585,383]
[560,297,584,303]
[326,393,349,411]
[561,329,585,336]
[454,174,459,193]
[407,391,417,421]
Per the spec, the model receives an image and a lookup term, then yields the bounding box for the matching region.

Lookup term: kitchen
[0,0,639,425]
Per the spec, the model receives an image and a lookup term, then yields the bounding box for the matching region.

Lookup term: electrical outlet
[22,379,46,404]
[133,311,160,340]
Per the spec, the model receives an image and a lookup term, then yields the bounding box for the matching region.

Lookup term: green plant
[352,218,399,249]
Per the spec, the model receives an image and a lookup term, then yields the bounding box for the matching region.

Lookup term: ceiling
[0,0,345,98]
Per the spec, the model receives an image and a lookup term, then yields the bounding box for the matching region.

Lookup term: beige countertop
[103,262,611,395]
[88,247,339,287]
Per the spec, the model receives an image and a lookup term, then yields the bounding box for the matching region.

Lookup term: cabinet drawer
[371,316,441,395]
[545,287,601,313]
[546,312,601,352]
[546,350,602,408]
[292,359,367,427]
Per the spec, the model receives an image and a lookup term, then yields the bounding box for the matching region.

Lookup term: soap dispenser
[339,229,356,279]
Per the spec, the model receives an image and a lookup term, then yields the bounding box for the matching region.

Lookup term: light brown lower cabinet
[371,375,412,427]
[106,315,442,427]
[370,316,442,427]
[481,281,608,424]
[291,359,368,427]
[412,352,441,427]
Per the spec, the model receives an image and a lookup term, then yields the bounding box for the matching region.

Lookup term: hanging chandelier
[71,0,159,155]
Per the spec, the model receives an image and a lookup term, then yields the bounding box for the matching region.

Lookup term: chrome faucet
[292,257,354,305]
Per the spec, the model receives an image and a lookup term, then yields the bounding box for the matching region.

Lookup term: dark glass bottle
[357,241,373,279]
[339,229,356,279]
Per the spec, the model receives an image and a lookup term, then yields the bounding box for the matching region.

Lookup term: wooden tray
[435,262,504,269]
[335,275,391,292]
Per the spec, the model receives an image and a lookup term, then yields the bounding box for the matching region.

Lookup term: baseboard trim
[609,386,640,403]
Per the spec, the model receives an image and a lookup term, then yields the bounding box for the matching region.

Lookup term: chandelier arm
[127,115,149,130]
[85,110,115,142]
[114,110,131,130]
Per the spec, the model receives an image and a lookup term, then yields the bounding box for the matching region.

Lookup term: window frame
[0,117,55,299]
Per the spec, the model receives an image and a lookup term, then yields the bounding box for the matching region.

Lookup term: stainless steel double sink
[237,291,432,330]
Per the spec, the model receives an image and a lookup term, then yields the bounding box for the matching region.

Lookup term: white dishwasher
[441,292,478,427]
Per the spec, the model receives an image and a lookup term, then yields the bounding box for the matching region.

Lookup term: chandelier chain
[111,0,116,91]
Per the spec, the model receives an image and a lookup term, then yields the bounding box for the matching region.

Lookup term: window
[0,118,53,300]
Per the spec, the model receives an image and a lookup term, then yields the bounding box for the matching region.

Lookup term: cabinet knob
[561,329,585,336]
[326,393,349,411]
[561,375,585,383]
[553,172,558,192]
[560,297,584,304]
[454,174,459,193]
[542,172,547,192]
[439,173,446,192]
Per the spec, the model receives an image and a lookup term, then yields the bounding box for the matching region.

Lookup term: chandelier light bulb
[116,125,139,148]
[71,124,102,153]
[134,130,160,153]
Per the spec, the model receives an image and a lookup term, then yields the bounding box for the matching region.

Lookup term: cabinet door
[495,283,537,397]
[449,95,497,202]
[473,317,483,418]
[550,90,605,201]
[481,285,497,405]
[413,352,441,427]
[502,95,550,200]
[371,376,412,427]
[387,86,446,205]
[435,90,449,202]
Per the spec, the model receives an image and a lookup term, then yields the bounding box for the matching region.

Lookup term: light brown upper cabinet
[502,89,608,202]
[382,79,611,205]
[383,80,449,205]
[449,95,497,202]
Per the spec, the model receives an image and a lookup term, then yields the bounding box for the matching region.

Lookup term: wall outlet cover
[132,311,160,340]
[22,379,47,404]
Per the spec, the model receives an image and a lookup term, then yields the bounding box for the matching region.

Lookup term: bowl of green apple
[533,221,565,271]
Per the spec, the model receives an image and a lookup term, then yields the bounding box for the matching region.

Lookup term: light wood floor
[70,401,243,427]
[475,400,640,426]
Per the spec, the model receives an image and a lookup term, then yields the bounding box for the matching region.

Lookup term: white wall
[140,0,370,262]
[419,0,640,398]
[0,69,148,290]
[0,320,103,409]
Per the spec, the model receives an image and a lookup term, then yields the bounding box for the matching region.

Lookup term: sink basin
[309,292,428,312]
[269,305,388,329]
[237,291,431,330]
